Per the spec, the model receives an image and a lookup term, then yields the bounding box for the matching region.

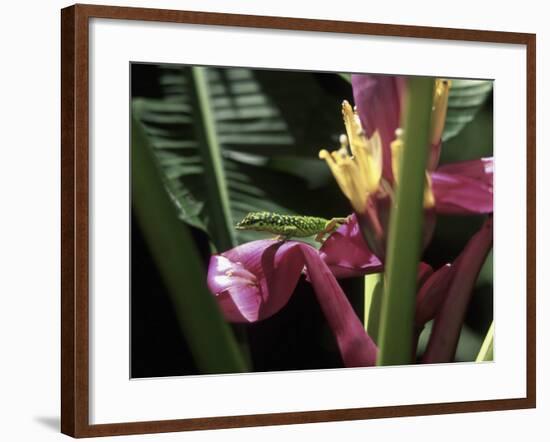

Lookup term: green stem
[364,273,383,344]
[132,114,248,374]
[476,321,494,362]
[377,78,435,366]
[190,66,236,252]
[190,67,252,362]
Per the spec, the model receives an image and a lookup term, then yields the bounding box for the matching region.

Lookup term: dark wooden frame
[61,3,536,438]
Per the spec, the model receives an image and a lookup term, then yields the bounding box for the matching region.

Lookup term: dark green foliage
[442,79,493,142]
[132,64,352,250]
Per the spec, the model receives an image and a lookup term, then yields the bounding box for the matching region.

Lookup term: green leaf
[440,100,493,165]
[476,249,494,287]
[338,73,352,83]
[443,79,493,142]
[132,114,248,374]
[189,66,236,250]
[133,66,350,250]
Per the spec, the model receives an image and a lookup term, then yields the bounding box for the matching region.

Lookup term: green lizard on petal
[235,211,349,243]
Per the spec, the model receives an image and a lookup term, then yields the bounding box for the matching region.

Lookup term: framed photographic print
[61,3,536,437]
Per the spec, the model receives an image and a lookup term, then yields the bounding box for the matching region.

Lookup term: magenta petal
[257,242,305,319]
[208,238,378,367]
[352,74,405,181]
[301,246,378,367]
[208,255,257,294]
[216,284,265,323]
[422,218,493,363]
[208,255,263,323]
[436,157,493,184]
[319,214,383,278]
[415,263,453,327]
[431,162,493,215]
[422,207,437,250]
[223,239,277,277]
[207,240,303,323]
[417,262,434,288]
[355,196,390,260]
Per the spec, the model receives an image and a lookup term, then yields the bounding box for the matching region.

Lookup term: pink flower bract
[208,239,378,367]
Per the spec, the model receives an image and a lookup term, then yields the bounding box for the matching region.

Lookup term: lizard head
[235,212,268,230]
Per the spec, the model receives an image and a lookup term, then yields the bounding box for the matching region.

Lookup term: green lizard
[235,211,349,242]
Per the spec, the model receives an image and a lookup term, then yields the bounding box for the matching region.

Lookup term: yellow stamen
[319,101,383,213]
[319,149,353,204]
[342,101,382,193]
[390,128,435,208]
[424,174,435,208]
[431,79,451,145]
[390,128,404,184]
[321,81,448,213]
[339,134,348,150]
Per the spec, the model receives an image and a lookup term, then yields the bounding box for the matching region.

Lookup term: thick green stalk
[377,78,435,366]
[190,66,236,252]
[476,321,494,362]
[364,273,384,344]
[132,114,248,374]
[190,67,251,364]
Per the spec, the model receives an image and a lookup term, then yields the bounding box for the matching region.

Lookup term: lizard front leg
[315,216,350,243]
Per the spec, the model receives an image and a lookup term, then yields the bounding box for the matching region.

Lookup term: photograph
[0,0,542,439]
[130,64,494,378]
